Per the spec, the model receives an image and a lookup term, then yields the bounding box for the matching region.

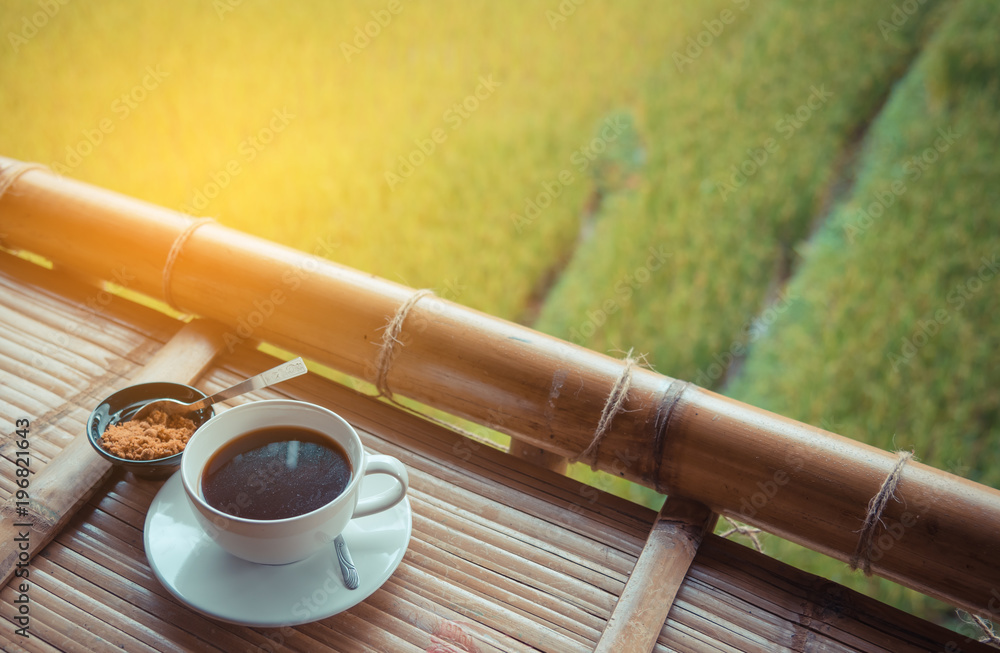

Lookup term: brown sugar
[100,409,197,461]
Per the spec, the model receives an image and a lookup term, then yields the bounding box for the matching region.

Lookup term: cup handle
[352,454,409,518]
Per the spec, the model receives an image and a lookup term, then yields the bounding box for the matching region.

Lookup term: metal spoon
[335,534,359,590]
[131,357,308,421]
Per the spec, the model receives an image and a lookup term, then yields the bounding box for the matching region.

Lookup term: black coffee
[201,426,352,520]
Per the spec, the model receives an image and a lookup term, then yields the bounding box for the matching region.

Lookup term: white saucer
[144,472,412,627]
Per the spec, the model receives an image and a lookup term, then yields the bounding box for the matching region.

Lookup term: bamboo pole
[1,159,998,617]
[0,318,228,590]
[595,496,717,653]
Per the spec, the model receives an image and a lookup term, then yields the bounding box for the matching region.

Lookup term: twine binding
[0,161,49,203]
[367,288,501,446]
[962,612,1000,646]
[719,515,765,553]
[373,288,435,399]
[850,450,913,575]
[652,378,689,493]
[570,350,636,467]
[162,218,215,311]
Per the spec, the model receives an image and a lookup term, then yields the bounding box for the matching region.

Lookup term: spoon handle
[335,535,360,590]
[187,357,308,412]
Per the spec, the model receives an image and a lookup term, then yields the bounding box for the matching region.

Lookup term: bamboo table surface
[0,252,991,653]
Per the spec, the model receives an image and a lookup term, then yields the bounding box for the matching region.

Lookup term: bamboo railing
[1,157,998,619]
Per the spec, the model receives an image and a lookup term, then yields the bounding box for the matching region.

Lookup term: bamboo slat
[660,536,999,653]
[596,496,717,653]
[13,567,168,653]
[0,593,101,652]
[1,158,996,616]
[0,318,227,591]
[410,505,617,613]
[306,601,424,653]
[37,542,251,651]
[403,536,605,641]
[374,580,539,653]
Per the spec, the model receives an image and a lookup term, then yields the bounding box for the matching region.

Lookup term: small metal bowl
[87,382,215,479]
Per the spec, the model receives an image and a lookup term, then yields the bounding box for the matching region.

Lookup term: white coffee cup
[180,399,408,565]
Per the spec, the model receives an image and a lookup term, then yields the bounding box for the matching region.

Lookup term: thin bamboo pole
[595,496,717,653]
[1,159,998,617]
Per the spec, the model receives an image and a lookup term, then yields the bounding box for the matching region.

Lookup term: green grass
[725,0,1000,625]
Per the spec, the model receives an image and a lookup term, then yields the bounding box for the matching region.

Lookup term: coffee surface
[201,426,352,520]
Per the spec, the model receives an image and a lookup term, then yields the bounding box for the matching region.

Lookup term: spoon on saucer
[335,535,359,590]
[132,357,309,421]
